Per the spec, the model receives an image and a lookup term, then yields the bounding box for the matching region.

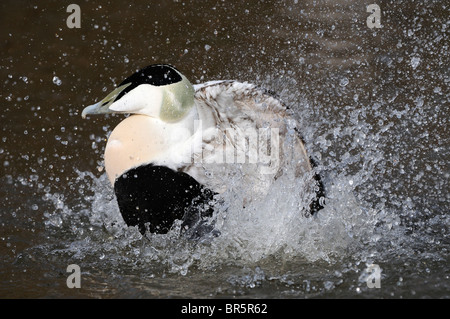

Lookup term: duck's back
[184,81,313,199]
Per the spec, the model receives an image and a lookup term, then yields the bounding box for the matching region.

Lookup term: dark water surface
[0,0,448,298]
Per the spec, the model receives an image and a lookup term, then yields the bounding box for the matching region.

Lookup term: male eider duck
[82,64,324,237]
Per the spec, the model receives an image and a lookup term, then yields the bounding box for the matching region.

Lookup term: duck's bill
[81,83,131,119]
[81,101,105,119]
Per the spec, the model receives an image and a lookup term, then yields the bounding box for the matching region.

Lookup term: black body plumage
[114,164,216,235]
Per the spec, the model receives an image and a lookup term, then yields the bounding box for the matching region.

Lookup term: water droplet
[52,76,62,86]
[410,57,421,69]
[324,281,334,290]
[339,77,349,87]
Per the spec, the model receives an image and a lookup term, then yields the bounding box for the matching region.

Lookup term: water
[0,0,448,298]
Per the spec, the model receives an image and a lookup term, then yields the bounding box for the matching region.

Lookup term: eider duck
[82,64,324,236]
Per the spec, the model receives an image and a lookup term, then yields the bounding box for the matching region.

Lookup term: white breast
[104,113,196,184]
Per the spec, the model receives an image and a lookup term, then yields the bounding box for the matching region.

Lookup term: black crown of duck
[82,64,324,238]
[115,64,183,101]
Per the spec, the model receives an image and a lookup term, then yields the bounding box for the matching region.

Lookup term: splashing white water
[40,149,399,276]
[40,78,407,276]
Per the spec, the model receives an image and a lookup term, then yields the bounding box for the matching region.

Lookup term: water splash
[40,122,403,279]
[27,70,445,298]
